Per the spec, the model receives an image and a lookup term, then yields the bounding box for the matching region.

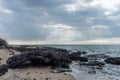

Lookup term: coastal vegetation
[0,38,7,47]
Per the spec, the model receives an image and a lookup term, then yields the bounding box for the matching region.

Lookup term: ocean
[40,45,120,80]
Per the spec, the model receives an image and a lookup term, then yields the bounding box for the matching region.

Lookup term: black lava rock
[6,53,30,68]
[81,51,87,55]
[68,51,82,60]
[80,61,105,67]
[79,57,88,62]
[0,64,8,76]
[6,47,71,69]
[104,57,120,65]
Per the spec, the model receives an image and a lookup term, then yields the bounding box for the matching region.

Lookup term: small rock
[26,73,30,75]
[46,78,49,80]
[40,73,42,74]
[64,73,67,75]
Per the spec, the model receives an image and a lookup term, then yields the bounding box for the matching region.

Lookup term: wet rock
[79,57,88,62]
[104,57,120,65]
[68,51,81,60]
[72,51,82,56]
[81,51,87,55]
[68,53,88,62]
[68,51,87,61]
[80,61,105,67]
[0,64,8,76]
[85,54,110,60]
[45,47,68,53]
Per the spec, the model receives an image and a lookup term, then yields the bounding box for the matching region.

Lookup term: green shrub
[0,38,8,46]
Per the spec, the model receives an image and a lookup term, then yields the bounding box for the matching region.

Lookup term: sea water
[40,45,120,80]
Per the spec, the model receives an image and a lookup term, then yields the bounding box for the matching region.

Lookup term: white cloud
[42,23,82,42]
[0,1,13,15]
[83,38,120,44]
[43,23,72,30]
[65,4,77,12]
[2,9,13,14]
[91,25,108,29]
[65,0,88,12]
[107,15,120,20]
[65,0,120,15]
[88,25,111,39]
[104,11,112,16]
[90,0,120,15]
[90,0,120,10]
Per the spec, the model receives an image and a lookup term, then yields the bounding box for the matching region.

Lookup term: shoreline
[0,46,76,80]
[1,45,120,80]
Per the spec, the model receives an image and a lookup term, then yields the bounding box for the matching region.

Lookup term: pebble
[26,73,30,75]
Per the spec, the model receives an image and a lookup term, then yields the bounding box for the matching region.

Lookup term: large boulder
[0,64,8,76]
[6,47,71,69]
[29,50,71,68]
[104,57,120,65]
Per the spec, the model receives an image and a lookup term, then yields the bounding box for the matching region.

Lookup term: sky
[0,0,120,45]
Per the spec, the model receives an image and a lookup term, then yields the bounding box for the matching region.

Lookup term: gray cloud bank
[0,0,120,44]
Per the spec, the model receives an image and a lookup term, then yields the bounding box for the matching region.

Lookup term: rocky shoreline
[0,45,120,80]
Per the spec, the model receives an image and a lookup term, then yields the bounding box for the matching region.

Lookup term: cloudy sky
[0,0,120,44]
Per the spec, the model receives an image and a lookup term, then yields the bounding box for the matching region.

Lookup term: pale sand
[0,49,76,80]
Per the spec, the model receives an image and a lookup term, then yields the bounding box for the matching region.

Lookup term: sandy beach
[0,48,76,80]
